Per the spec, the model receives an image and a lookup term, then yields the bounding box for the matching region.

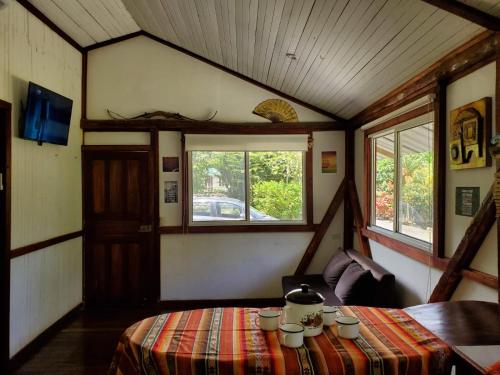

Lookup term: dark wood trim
[461,268,498,289]
[16,0,83,53]
[140,31,344,123]
[362,228,497,289]
[150,129,161,303]
[10,231,83,259]
[347,181,372,258]
[295,178,347,275]
[81,51,87,120]
[181,134,188,230]
[0,99,11,374]
[364,104,433,136]
[430,186,496,302]
[433,82,447,258]
[495,32,500,303]
[306,134,314,226]
[351,31,497,127]
[83,31,143,52]
[161,224,319,234]
[362,228,449,270]
[159,298,283,310]
[421,0,500,31]
[81,145,152,152]
[81,119,345,133]
[363,137,371,228]
[8,303,82,372]
[343,129,354,249]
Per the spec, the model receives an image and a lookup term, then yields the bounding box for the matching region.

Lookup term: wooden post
[347,180,372,258]
[344,129,354,249]
[495,32,500,302]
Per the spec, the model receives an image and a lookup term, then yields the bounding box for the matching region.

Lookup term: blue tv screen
[22,82,73,146]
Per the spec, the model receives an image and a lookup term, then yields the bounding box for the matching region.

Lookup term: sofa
[282,249,397,307]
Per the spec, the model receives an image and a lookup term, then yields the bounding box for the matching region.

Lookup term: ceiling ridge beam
[420,0,500,31]
[16,0,83,53]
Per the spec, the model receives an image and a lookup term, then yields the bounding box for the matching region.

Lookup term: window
[189,150,305,224]
[371,120,434,247]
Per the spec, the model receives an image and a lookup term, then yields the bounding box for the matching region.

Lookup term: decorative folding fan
[253,99,298,123]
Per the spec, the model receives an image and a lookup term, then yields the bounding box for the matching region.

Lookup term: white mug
[323,306,339,326]
[279,323,304,348]
[336,316,360,339]
[256,310,281,331]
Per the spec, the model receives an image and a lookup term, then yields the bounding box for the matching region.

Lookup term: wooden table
[110,306,452,374]
[405,301,500,374]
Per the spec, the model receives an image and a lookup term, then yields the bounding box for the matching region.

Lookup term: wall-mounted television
[21,82,73,146]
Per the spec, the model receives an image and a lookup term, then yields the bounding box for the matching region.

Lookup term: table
[109,306,452,375]
[405,301,500,375]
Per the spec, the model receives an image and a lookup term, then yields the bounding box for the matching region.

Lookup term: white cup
[256,310,281,331]
[323,306,339,326]
[279,323,304,348]
[336,316,360,339]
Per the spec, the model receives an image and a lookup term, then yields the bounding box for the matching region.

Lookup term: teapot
[283,284,325,337]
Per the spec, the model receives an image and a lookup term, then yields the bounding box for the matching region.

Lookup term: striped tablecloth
[109,306,452,375]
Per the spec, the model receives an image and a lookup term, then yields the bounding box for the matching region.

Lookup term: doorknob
[138,225,152,233]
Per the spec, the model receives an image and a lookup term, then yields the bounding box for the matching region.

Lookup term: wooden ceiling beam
[81,119,346,133]
[351,31,497,127]
[421,0,500,31]
[429,185,496,303]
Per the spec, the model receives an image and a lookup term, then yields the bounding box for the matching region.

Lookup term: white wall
[355,63,498,307]
[86,36,344,300]
[87,36,332,122]
[0,2,83,356]
[157,131,344,299]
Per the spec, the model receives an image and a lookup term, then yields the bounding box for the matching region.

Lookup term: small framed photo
[162,157,179,172]
[322,151,337,173]
[164,181,178,203]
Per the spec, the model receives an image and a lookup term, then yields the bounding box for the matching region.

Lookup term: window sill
[361,227,448,270]
[160,224,319,234]
[367,225,431,252]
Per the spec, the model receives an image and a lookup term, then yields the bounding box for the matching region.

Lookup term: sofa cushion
[322,250,353,288]
[334,262,375,305]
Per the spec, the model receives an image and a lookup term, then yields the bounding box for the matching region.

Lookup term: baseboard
[8,303,83,372]
[159,298,284,310]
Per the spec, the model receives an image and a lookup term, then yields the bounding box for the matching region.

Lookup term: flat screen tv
[21,82,73,146]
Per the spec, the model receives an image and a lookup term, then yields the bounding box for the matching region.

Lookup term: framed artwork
[322,151,337,173]
[164,181,178,203]
[455,187,480,217]
[162,157,179,172]
[449,97,491,170]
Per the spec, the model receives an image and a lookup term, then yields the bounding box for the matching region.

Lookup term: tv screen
[21,82,73,146]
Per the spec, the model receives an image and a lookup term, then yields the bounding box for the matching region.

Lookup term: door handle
[138,225,152,233]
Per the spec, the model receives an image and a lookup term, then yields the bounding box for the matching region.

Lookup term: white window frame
[188,151,307,226]
[368,115,434,252]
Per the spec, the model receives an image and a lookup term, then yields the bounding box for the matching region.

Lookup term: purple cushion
[334,262,375,305]
[322,250,353,288]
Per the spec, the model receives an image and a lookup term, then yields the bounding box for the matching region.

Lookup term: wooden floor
[11,307,167,375]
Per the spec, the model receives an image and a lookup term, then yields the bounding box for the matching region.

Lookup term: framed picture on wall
[322,151,337,173]
[164,181,178,203]
[162,157,179,172]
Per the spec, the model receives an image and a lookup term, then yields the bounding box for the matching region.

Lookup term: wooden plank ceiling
[27,0,500,119]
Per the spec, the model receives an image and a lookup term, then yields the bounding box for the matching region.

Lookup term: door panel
[83,149,156,307]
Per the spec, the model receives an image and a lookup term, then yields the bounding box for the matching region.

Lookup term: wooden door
[83,147,157,307]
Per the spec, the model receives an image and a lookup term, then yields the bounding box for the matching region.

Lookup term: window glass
[398,124,433,243]
[374,135,395,231]
[192,151,245,222]
[191,151,305,223]
[249,151,303,221]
